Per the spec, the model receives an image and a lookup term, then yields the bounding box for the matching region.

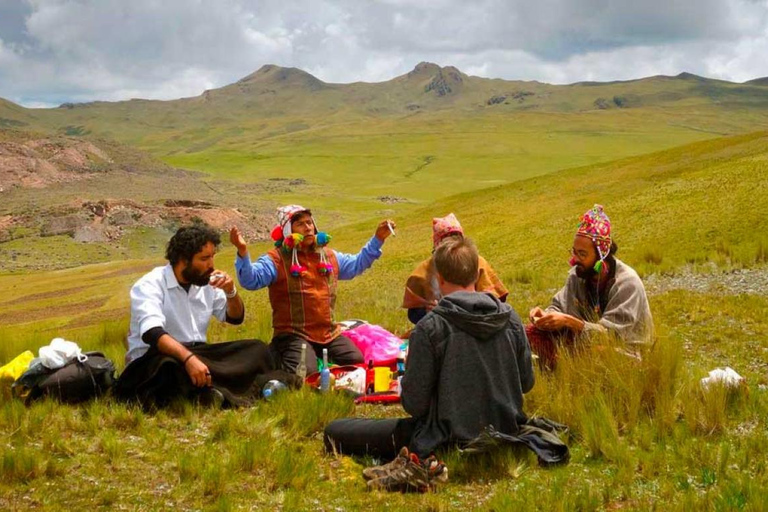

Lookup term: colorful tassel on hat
[278,228,334,278]
[283,233,304,250]
[594,260,604,274]
[289,243,308,277]
[290,264,307,277]
[316,232,331,247]
[318,241,334,275]
[271,225,284,247]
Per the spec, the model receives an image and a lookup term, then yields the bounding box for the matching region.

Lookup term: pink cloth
[344,324,403,365]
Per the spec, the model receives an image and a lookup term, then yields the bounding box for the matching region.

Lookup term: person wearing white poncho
[527,205,653,368]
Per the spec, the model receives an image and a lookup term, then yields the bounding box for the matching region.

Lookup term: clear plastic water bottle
[262,379,287,400]
[320,348,331,393]
[395,342,407,396]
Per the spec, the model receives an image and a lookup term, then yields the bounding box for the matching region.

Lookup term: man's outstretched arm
[336,219,394,280]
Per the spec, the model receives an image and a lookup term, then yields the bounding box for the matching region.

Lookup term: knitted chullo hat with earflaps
[270,205,333,277]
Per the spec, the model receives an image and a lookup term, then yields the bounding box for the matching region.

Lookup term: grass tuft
[2,446,41,484]
[642,247,664,265]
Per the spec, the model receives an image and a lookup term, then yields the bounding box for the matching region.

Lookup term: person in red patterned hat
[527,205,653,368]
[402,213,508,325]
[229,205,395,374]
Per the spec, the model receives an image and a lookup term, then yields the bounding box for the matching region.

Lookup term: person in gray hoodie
[324,237,535,465]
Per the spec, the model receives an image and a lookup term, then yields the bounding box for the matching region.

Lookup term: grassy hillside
[1,130,767,509]
[0,63,768,256]
[2,129,766,353]
[2,65,768,229]
[157,108,737,219]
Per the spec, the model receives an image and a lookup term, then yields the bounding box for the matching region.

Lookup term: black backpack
[13,352,116,404]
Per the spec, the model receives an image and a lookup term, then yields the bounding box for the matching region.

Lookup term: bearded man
[117,224,294,408]
[527,205,653,367]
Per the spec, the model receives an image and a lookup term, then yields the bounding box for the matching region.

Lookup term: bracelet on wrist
[225,287,238,299]
[182,353,195,366]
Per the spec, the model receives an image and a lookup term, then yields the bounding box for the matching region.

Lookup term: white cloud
[703,23,768,82]
[0,39,16,67]
[0,0,767,106]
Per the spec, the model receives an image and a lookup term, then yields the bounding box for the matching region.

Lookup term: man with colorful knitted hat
[527,205,652,367]
[403,213,508,325]
[230,206,395,373]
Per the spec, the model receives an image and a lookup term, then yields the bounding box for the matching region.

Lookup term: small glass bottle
[296,343,308,382]
[320,348,331,393]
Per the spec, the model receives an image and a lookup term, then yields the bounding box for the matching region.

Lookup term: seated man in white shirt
[116,223,297,408]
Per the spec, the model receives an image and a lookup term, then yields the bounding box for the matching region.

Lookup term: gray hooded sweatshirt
[401,291,534,457]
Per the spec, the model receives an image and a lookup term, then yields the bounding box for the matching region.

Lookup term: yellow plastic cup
[373,367,390,392]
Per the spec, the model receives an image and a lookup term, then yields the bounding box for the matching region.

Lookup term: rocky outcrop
[487,95,507,105]
[27,199,271,243]
[424,66,465,97]
[377,196,409,204]
[487,91,535,106]
[0,136,112,189]
[594,98,611,109]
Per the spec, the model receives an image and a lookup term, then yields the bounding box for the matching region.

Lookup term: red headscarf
[432,213,464,249]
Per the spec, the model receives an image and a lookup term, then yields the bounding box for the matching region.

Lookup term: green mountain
[2,63,768,269]
[0,98,34,128]
[746,76,768,86]
[3,63,768,147]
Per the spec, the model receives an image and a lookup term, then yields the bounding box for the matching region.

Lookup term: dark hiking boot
[422,455,449,484]
[366,453,430,493]
[366,449,448,493]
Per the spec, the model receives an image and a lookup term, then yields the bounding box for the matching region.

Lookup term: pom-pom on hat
[316,232,332,247]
